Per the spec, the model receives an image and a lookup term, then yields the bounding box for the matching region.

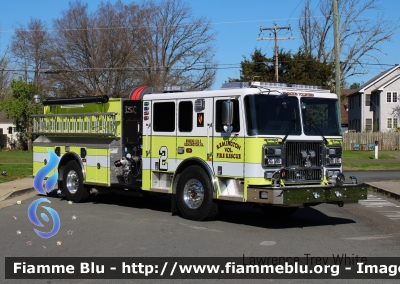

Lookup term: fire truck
[32,82,367,220]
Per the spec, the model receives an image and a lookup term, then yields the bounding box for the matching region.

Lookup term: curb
[2,187,35,201]
[368,186,400,201]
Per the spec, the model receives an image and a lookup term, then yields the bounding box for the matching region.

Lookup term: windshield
[244,95,301,136]
[301,97,341,136]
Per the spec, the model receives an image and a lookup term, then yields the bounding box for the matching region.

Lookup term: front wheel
[176,165,219,221]
[62,160,89,203]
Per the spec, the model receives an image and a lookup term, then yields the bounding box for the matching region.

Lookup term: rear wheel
[62,160,89,203]
[176,165,218,221]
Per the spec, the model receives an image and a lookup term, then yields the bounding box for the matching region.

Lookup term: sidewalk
[0,177,34,201]
[365,181,400,200]
[0,177,399,202]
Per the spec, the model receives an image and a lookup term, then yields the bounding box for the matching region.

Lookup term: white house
[0,111,19,149]
[347,65,400,132]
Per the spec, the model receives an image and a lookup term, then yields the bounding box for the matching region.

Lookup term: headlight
[327,147,342,165]
[264,147,283,167]
[267,157,282,165]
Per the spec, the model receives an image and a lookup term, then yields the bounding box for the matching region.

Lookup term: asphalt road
[1,185,400,284]
[344,170,399,183]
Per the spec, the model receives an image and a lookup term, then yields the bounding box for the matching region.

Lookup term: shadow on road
[218,202,356,229]
[45,191,356,229]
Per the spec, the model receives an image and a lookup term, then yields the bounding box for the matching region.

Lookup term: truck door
[176,98,213,170]
[148,99,177,192]
[212,98,245,198]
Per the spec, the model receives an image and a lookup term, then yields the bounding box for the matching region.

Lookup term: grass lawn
[342,150,397,160]
[343,163,400,171]
[0,164,33,183]
[0,150,33,183]
[342,150,400,170]
[0,150,33,163]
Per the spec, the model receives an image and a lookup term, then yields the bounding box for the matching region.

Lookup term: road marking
[358,194,400,222]
[260,241,276,246]
[179,223,222,233]
[344,234,400,241]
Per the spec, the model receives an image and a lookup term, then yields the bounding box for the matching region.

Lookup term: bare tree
[135,0,217,90]
[11,18,50,88]
[48,1,143,97]
[299,0,399,83]
[48,1,103,97]
[0,47,11,100]
[46,0,216,97]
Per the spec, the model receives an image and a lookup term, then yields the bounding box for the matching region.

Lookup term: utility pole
[333,0,340,100]
[333,0,342,128]
[257,23,294,82]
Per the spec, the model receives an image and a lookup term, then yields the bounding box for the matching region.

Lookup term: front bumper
[247,183,368,205]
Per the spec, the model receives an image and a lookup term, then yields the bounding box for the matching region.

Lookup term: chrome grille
[285,169,322,181]
[285,142,322,167]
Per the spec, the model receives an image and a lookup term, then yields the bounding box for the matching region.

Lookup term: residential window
[387,92,392,103]
[393,92,398,103]
[365,94,371,106]
[0,128,3,134]
[8,127,12,134]
[394,118,398,128]
[365,118,372,131]
[387,118,392,129]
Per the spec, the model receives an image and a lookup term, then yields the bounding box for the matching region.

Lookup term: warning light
[186,148,192,153]
[144,116,149,120]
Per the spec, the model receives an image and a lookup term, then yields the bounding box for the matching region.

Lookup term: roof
[348,65,400,96]
[376,74,400,90]
[0,111,13,123]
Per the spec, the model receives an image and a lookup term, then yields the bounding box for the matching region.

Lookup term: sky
[1,0,399,90]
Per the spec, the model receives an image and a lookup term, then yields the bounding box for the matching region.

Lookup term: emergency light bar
[221,81,322,90]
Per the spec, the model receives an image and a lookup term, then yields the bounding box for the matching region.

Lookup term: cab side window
[178,101,193,132]
[153,102,175,132]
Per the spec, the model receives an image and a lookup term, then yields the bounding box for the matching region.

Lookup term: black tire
[62,160,89,203]
[261,206,297,218]
[176,165,219,221]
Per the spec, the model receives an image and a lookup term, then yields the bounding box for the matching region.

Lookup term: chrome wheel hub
[66,170,79,194]
[183,179,204,209]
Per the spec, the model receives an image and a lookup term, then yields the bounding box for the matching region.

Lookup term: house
[347,65,400,132]
[0,111,18,149]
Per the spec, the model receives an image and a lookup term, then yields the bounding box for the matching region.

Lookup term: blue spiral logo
[33,148,59,194]
[30,148,61,239]
[28,198,61,239]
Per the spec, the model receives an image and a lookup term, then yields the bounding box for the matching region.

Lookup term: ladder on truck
[31,112,118,136]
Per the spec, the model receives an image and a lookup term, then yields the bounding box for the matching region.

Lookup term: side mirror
[222,101,233,125]
[222,101,233,132]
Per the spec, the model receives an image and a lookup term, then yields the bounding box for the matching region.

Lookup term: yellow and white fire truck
[32,82,367,220]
